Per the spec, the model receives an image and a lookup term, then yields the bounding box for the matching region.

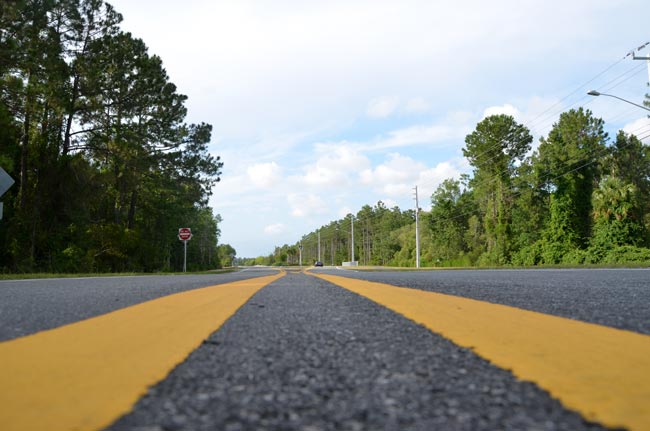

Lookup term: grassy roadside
[0,268,240,281]
[309,263,650,272]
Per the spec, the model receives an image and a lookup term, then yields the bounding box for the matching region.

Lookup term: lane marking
[310,272,650,431]
[0,272,284,431]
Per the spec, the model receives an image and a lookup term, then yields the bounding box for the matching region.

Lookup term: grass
[0,268,240,281]
[332,262,650,272]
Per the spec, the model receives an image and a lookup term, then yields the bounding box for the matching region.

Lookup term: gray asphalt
[3,267,641,429]
[0,269,278,342]
[312,267,650,335]
[107,271,610,431]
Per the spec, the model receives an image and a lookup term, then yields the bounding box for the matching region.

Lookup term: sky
[108,0,650,257]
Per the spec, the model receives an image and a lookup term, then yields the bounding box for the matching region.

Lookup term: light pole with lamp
[587,90,650,112]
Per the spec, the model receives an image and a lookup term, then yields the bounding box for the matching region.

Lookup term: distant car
[314,261,324,267]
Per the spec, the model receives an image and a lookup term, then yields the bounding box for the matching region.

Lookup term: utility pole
[630,43,650,84]
[299,242,303,267]
[414,186,420,268]
[350,214,355,263]
[318,230,321,262]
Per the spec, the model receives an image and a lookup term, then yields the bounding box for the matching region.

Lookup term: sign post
[0,168,15,221]
[178,228,192,272]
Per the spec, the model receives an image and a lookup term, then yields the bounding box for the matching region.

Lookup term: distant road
[315,267,650,334]
[0,268,278,342]
[1,268,648,430]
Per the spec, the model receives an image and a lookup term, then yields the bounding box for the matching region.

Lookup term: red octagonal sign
[178,227,192,241]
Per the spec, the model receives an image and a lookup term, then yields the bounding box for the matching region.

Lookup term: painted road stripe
[311,272,650,431]
[0,272,284,431]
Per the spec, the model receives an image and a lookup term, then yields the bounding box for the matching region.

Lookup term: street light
[587,90,650,112]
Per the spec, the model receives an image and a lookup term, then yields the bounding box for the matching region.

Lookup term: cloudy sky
[109,0,650,257]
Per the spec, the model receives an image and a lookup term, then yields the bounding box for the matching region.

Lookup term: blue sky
[109,0,650,257]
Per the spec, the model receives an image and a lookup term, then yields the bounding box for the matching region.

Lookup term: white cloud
[404,97,431,114]
[247,162,282,188]
[264,223,287,235]
[338,206,353,218]
[480,98,564,143]
[376,198,397,209]
[309,124,457,158]
[360,153,427,197]
[367,96,430,118]
[375,124,456,150]
[108,0,650,257]
[622,117,650,137]
[367,97,400,118]
[482,104,522,120]
[112,0,644,145]
[360,154,466,201]
[298,146,370,188]
[288,193,328,217]
[416,160,467,208]
[355,111,474,152]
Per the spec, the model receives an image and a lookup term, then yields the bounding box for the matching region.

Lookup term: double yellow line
[2,270,649,430]
[0,273,283,431]
[312,272,650,431]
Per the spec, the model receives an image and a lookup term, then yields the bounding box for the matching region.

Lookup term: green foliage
[604,131,650,245]
[217,244,237,267]
[254,202,416,267]
[271,108,650,267]
[560,248,591,265]
[0,0,223,273]
[262,104,650,268]
[463,115,533,265]
[426,179,468,263]
[510,241,544,266]
[591,176,643,250]
[599,246,650,264]
[537,108,608,253]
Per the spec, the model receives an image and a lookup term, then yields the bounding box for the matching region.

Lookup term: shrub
[511,242,543,266]
[601,246,650,265]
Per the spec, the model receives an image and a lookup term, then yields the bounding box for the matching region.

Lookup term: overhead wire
[287,49,650,253]
[296,118,650,257]
[415,60,648,195]
[293,123,650,262]
[429,123,650,227]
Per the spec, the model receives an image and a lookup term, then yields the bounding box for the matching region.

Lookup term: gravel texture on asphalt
[0,269,278,342]
[107,271,610,431]
[314,268,650,335]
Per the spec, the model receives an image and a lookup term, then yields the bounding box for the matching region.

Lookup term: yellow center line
[310,272,650,431]
[0,272,284,431]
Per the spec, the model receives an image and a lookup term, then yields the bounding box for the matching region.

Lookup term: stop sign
[178,227,192,241]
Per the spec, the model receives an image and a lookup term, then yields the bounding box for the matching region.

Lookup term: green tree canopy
[463,114,532,264]
[536,108,608,262]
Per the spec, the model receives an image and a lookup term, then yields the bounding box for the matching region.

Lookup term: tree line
[0,0,225,272]
[259,106,650,267]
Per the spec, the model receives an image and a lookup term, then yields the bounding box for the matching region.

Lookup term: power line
[417,59,649,195]
[283,48,650,260]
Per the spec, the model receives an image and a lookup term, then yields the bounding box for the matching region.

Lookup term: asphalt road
[2,267,648,430]
[310,267,650,335]
[0,269,278,342]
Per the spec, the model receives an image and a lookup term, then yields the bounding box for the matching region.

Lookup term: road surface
[1,267,648,430]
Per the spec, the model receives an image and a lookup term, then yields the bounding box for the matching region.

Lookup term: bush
[511,242,543,266]
[540,241,570,265]
[561,248,590,265]
[601,246,650,265]
[56,245,91,273]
